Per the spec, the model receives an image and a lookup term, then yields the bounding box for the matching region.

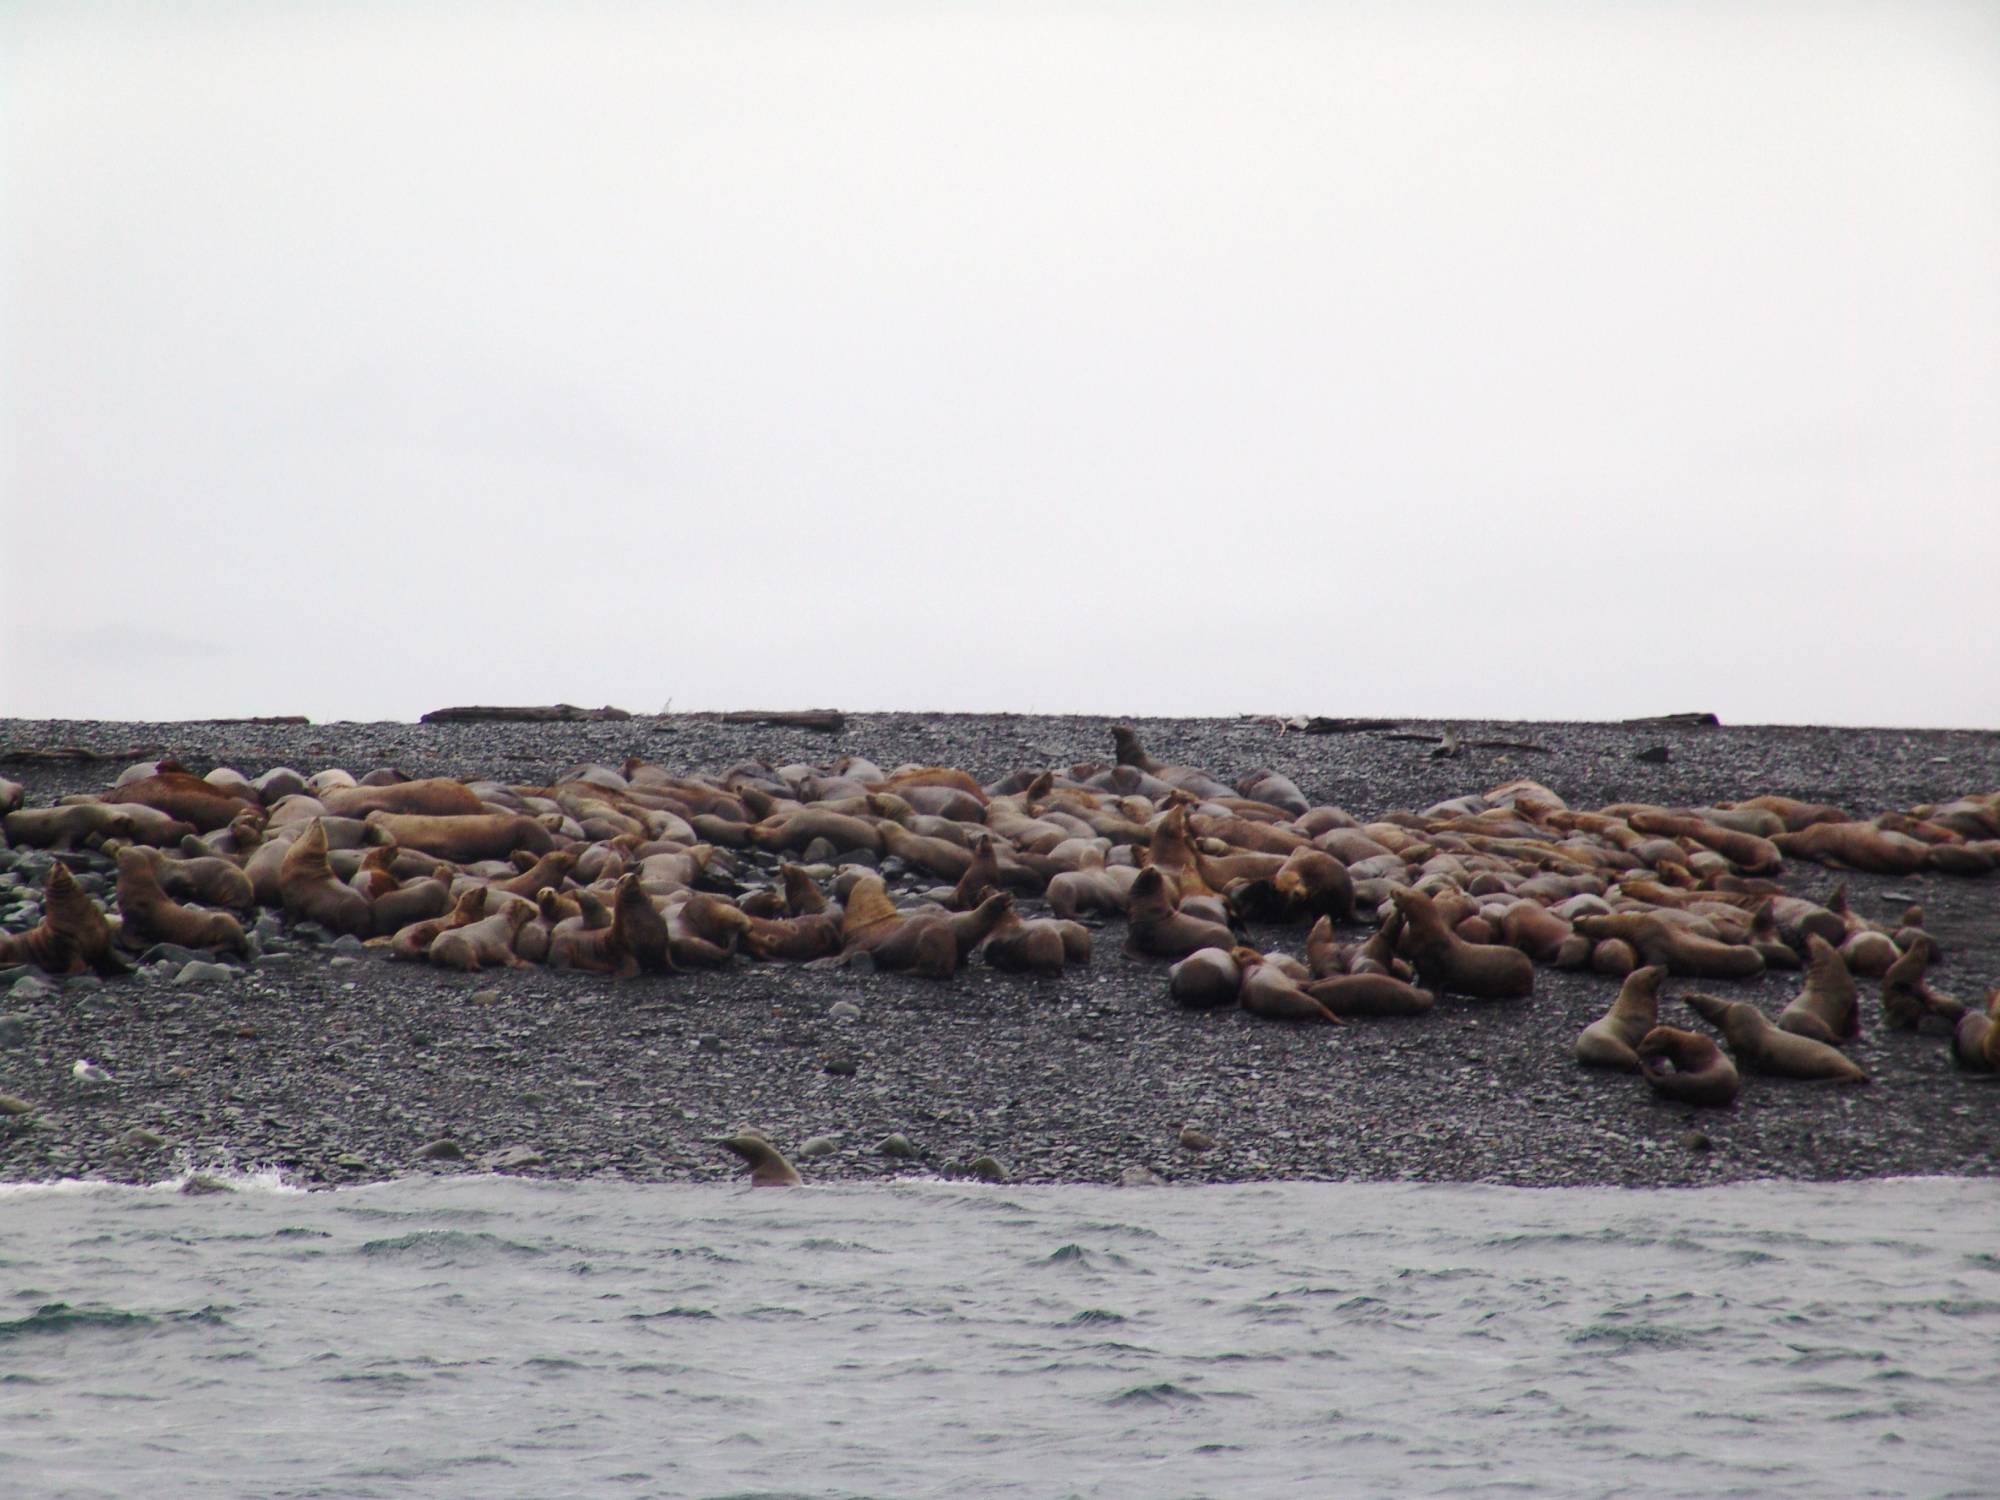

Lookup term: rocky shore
[2,712,1996,1191]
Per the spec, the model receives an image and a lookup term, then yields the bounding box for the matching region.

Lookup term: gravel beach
[2,712,1996,1191]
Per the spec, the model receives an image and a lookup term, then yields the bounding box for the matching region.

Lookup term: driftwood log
[419,704,634,725]
[715,709,846,732]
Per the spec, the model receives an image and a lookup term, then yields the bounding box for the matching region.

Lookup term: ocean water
[1,1173,1992,1499]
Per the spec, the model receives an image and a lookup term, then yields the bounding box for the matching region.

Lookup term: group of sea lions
[3,732,1997,1112]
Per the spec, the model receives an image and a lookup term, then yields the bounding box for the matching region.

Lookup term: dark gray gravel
[2,712,1997,1190]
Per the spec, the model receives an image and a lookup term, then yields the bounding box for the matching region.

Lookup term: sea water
[1,1174,1993,1499]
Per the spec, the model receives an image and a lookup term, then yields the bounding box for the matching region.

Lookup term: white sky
[3,2,1996,725]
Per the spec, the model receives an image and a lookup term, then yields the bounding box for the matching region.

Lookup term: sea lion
[1299,971,1434,1018]
[1685,993,1869,1084]
[102,772,260,834]
[276,820,374,936]
[138,846,255,910]
[1571,913,1764,981]
[1226,847,1355,925]
[1574,965,1667,1071]
[1168,947,1241,1009]
[1772,822,1930,875]
[949,835,1005,911]
[379,887,489,960]
[363,811,556,862]
[1233,947,1342,1024]
[1124,867,1236,960]
[321,779,490,820]
[0,862,129,976]
[492,849,579,899]
[1879,944,1966,1033]
[0,777,22,815]
[1776,936,1859,1045]
[741,909,843,962]
[428,895,536,972]
[838,875,959,979]
[717,1131,802,1187]
[114,848,247,953]
[1635,1026,1740,1107]
[3,803,140,850]
[1950,993,2000,1072]
[613,875,675,973]
[1390,887,1533,999]
[1046,848,1140,920]
[982,907,1090,974]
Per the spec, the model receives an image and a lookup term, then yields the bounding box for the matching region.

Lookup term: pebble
[6,976,53,1003]
[469,988,499,1006]
[329,935,366,957]
[122,1128,167,1149]
[418,1138,467,1161]
[175,961,237,986]
[965,1154,1008,1183]
[0,1094,34,1116]
[1120,1166,1168,1187]
[697,1034,724,1054]
[878,1133,917,1158]
[828,1001,862,1023]
[1683,1131,1714,1153]
[798,1135,839,1158]
[180,1174,234,1195]
[1179,1127,1216,1152]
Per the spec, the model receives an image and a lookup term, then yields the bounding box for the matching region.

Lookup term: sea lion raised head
[717,1131,802,1187]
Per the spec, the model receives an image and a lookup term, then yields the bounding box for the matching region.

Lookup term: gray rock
[798,1135,839,1158]
[329,956,359,970]
[1179,1127,1216,1152]
[65,974,103,993]
[180,1173,234,1195]
[142,943,210,969]
[878,1133,917,1158]
[800,837,839,865]
[6,976,53,1004]
[0,1013,31,1048]
[697,1034,724,1054]
[0,1094,34,1116]
[828,1000,862,1023]
[822,1056,857,1077]
[832,847,878,869]
[329,934,366,957]
[1119,1166,1168,1187]
[123,1128,168,1150]
[417,1138,466,1161]
[253,913,285,942]
[291,922,331,946]
[469,988,499,1006]
[485,1144,545,1172]
[965,1155,1008,1183]
[174,960,237,987]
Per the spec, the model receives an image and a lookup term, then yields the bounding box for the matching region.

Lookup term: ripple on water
[355,1229,545,1262]
[0,1303,156,1340]
[1107,1381,1204,1405]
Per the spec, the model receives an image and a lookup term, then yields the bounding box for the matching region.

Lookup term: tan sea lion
[1046,848,1139,920]
[1950,993,2000,1072]
[838,875,959,979]
[1168,947,1241,1009]
[1234,947,1342,1024]
[101,772,259,834]
[0,862,129,976]
[114,848,247,953]
[277,820,373,936]
[1574,966,1667,1070]
[1571,913,1764,980]
[1776,936,1859,1045]
[4,803,141,850]
[1685,993,1869,1083]
[321,779,487,819]
[428,896,536,972]
[1772,823,1929,875]
[492,849,578,899]
[741,909,843,962]
[1636,1026,1740,1107]
[717,1132,802,1187]
[139,846,255,910]
[378,887,488,960]
[363,811,556,862]
[1125,868,1236,960]
[1299,971,1434,1018]
[1390,887,1533,999]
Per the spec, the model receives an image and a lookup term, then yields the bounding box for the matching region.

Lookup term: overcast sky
[3,2,1995,726]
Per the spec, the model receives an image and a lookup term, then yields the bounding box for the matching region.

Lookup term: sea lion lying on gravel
[1686,993,1869,1084]
[1391,887,1533,999]
[114,848,247,954]
[1775,936,1859,1046]
[278,820,373,937]
[1124,868,1236,960]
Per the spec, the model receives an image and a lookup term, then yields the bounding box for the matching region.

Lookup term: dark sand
[2,713,1996,1190]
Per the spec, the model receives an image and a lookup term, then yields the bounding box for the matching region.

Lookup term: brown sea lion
[1574,966,1667,1071]
[741,909,843,962]
[1636,1027,1740,1107]
[1046,849,1139,920]
[363,811,556,862]
[878,821,975,883]
[1685,993,1869,1083]
[101,772,259,834]
[1168,947,1242,1009]
[4,803,141,850]
[138,846,255,910]
[1776,936,1859,1045]
[277,820,373,936]
[35,862,128,976]
[321,779,489,820]
[492,849,579,899]
[611,876,675,973]
[1125,868,1236,960]
[1879,945,1966,1034]
[1772,822,1929,875]
[1233,947,1342,1024]
[1571,914,1764,981]
[981,906,1071,974]
[0,777,22,815]
[717,1131,802,1187]
[114,848,247,953]
[1390,887,1533,999]
[949,835,1005,911]
[367,872,454,937]
[838,875,959,979]
[1950,993,2000,1072]
[1227,847,1355,925]
[1299,971,1434,1018]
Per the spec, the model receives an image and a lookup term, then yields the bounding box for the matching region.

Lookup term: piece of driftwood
[715,709,846,732]
[200,716,309,726]
[1622,712,1720,729]
[1301,717,1402,734]
[1384,731,1551,754]
[420,704,634,724]
[0,745,165,764]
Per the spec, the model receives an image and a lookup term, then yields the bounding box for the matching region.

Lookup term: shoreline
[3,713,1997,1191]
